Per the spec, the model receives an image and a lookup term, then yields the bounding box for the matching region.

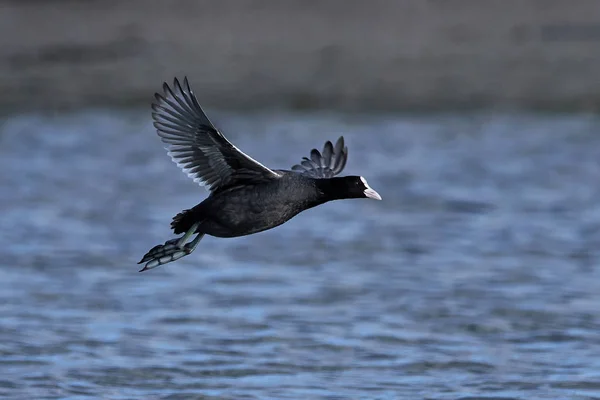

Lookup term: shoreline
[1,0,600,113]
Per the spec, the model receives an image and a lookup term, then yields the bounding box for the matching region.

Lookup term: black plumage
[139,77,381,271]
[291,137,347,178]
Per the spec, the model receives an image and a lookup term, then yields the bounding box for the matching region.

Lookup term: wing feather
[152,77,281,193]
[290,136,349,178]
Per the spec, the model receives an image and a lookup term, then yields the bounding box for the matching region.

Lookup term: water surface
[1,110,600,399]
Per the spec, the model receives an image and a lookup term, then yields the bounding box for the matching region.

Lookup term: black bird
[138,77,381,271]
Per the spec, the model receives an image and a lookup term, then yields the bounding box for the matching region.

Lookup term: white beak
[360,177,382,200]
[364,187,382,200]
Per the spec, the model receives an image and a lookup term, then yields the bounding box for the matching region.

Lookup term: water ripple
[1,111,600,398]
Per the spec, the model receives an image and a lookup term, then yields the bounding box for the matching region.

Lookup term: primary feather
[152,77,281,193]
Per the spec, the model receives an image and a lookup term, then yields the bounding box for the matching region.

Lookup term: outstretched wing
[291,136,348,178]
[152,77,281,193]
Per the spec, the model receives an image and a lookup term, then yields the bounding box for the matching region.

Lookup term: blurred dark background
[2,0,600,113]
[2,1,600,399]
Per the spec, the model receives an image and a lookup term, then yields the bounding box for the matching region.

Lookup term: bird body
[138,77,381,271]
[172,172,370,238]
[173,172,318,237]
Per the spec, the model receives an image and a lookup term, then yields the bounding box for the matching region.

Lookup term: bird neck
[315,177,351,201]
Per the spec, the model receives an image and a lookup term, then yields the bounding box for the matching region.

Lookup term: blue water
[1,110,600,399]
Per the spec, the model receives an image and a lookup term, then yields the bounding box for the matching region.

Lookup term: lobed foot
[138,235,203,272]
[138,239,190,272]
[138,238,180,264]
[138,224,203,272]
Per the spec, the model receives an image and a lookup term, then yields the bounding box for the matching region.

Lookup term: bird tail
[171,205,204,234]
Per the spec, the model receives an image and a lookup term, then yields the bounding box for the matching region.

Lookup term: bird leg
[138,223,204,272]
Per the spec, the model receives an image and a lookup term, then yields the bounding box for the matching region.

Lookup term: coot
[139,77,381,271]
